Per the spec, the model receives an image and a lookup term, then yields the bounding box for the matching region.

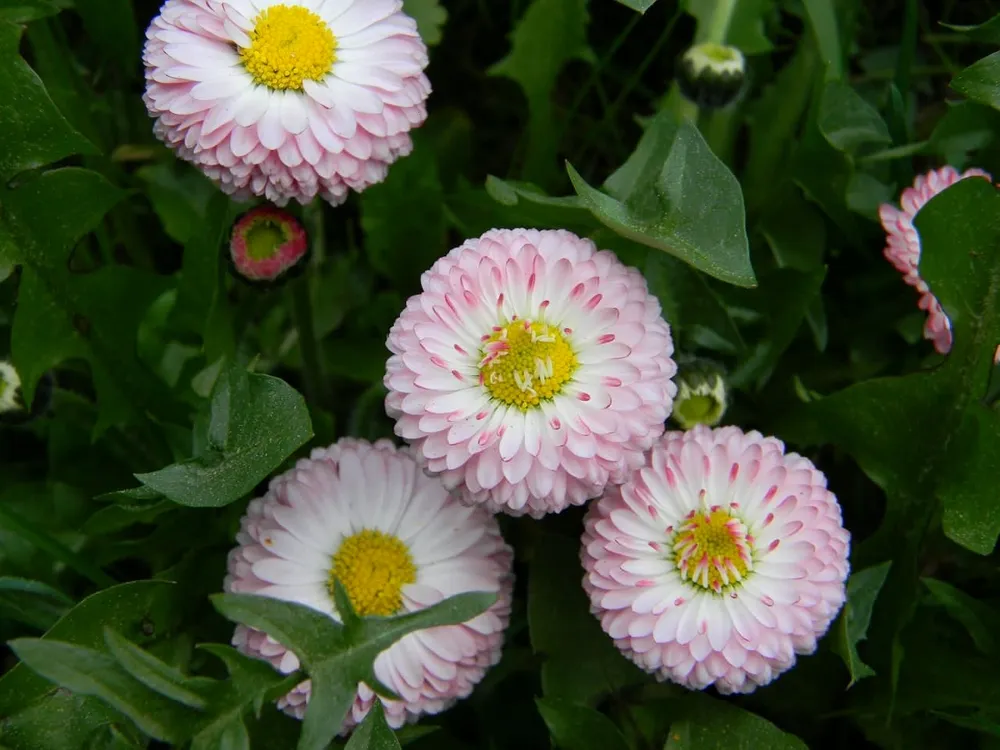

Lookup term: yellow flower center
[673,509,752,592]
[328,529,417,617]
[240,4,336,91]
[479,320,578,410]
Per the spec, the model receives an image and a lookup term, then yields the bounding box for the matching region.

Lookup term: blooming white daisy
[143,0,430,206]
[384,228,678,518]
[581,426,850,694]
[226,438,514,731]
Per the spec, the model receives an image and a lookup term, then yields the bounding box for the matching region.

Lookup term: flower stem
[697,0,737,46]
[288,275,324,407]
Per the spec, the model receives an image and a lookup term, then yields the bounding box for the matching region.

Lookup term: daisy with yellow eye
[143,0,430,206]
[384,228,678,518]
[225,438,514,731]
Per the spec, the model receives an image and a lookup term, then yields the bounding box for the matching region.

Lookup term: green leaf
[952,52,1000,114]
[818,80,892,152]
[3,168,177,430]
[568,113,754,287]
[103,628,208,710]
[802,0,842,80]
[402,0,447,46]
[71,0,138,79]
[0,581,181,717]
[665,693,808,749]
[8,638,198,743]
[211,588,496,750]
[0,0,65,22]
[528,533,648,705]
[0,690,133,750]
[135,363,313,508]
[613,0,657,11]
[922,578,998,654]
[488,0,590,185]
[169,192,231,338]
[345,703,402,750]
[943,13,1000,45]
[0,577,73,631]
[360,136,446,292]
[536,698,629,750]
[0,21,93,180]
[834,561,891,687]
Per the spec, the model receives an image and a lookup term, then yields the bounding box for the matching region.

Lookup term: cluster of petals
[225,438,514,731]
[879,165,992,354]
[143,0,430,206]
[229,204,308,282]
[581,425,850,694]
[384,228,678,518]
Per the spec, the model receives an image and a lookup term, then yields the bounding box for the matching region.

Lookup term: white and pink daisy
[384,228,678,518]
[225,438,513,731]
[143,0,430,206]
[229,205,308,282]
[581,425,850,694]
[880,165,992,354]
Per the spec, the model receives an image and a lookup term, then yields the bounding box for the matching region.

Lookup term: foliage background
[2,0,1000,747]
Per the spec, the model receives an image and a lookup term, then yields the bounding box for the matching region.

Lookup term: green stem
[697,0,737,45]
[686,0,739,154]
[0,503,117,588]
[287,275,324,408]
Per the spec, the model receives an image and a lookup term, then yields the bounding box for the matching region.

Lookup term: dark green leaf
[0,21,93,180]
[345,703,402,750]
[528,533,648,705]
[211,589,495,750]
[568,113,754,287]
[0,577,73,631]
[489,0,591,185]
[922,578,997,654]
[136,363,313,508]
[0,0,65,22]
[536,698,629,750]
[665,693,808,749]
[818,81,892,152]
[952,52,1000,113]
[834,561,891,687]
[71,0,138,79]
[103,628,208,709]
[8,638,198,743]
[0,690,131,750]
[613,0,657,11]
[943,13,1000,45]
[802,0,842,79]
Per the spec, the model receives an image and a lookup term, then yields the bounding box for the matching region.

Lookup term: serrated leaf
[833,562,891,687]
[135,363,313,508]
[568,113,754,287]
[402,0,447,45]
[536,698,629,750]
[345,703,401,750]
[211,588,496,750]
[488,0,590,184]
[0,21,94,180]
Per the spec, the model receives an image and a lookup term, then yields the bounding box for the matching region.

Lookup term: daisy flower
[225,438,514,731]
[581,425,850,694]
[879,165,992,354]
[143,0,430,206]
[384,228,677,518]
[229,205,308,282]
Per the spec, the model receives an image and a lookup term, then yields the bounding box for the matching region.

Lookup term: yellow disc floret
[673,509,752,592]
[329,529,417,616]
[241,4,336,91]
[479,320,578,410]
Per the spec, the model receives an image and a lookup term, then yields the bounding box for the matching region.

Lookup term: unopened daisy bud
[671,359,727,429]
[229,206,308,284]
[0,361,21,415]
[677,43,747,110]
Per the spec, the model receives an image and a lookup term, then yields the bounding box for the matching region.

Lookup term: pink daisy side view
[879,165,992,354]
[143,0,430,207]
[225,438,514,732]
[384,228,678,518]
[581,425,850,694]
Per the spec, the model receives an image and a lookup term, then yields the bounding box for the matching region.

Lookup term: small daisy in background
[143,0,430,206]
[0,361,22,415]
[384,228,677,518]
[229,205,308,283]
[225,438,513,731]
[880,166,992,354]
[581,425,849,694]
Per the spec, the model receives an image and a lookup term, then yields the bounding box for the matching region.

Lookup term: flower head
[229,205,308,282]
[671,359,727,430]
[226,438,513,731]
[880,166,992,354]
[0,361,22,415]
[143,0,430,207]
[384,228,677,518]
[677,43,747,110]
[581,425,849,694]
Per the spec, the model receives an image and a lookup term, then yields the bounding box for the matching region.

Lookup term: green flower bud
[677,42,747,110]
[671,359,728,429]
